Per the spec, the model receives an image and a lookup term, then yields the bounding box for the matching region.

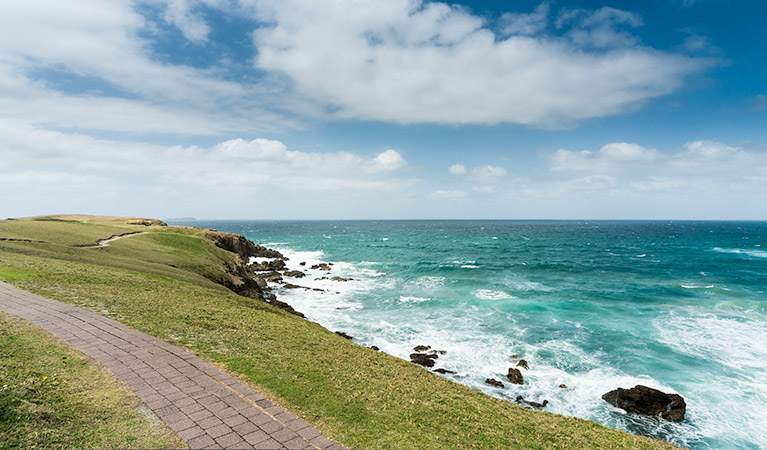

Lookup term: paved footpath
[0,282,349,450]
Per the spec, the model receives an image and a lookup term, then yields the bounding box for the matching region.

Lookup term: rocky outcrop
[486,378,505,388]
[414,345,431,352]
[410,353,438,367]
[335,331,354,340]
[434,368,456,374]
[127,218,167,226]
[205,231,283,261]
[516,359,530,370]
[602,385,686,422]
[507,368,524,385]
[311,263,332,271]
[202,230,304,318]
[251,259,287,272]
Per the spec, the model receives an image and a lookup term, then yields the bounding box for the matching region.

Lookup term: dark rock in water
[516,359,530,370]
[507,368,524,385]
[434,368,457,374]
[602,385,686,422]
[251,259,287,272]
[370,345,380,351]
[413,345,431,352]
[410,353,438,367]
[428,349,447,355]
[283,283,302,289]
[299,262,306,266]
[283,270,306,278]
[311,288,324,292]
[335,331,354,340]
[509,353,520,359]
[311,263,332,271]
[516,396,549,409]
[330,276,353,282]
[559,384,568,389]
[485,378,505,388]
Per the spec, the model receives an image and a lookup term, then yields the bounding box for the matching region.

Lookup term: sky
[1,0,766,220]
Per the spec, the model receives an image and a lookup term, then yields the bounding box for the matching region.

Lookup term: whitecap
[473,289,515,300]
[461,265,479,269]
[399,296,430,303]
[713,247,767,259]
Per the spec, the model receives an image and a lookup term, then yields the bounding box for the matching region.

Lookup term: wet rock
[299,262,306,266]
[251,259,287,272]
[335,331,354,340]
[428,350,447,355]
[516,396,549,409]
[370,346,380,351]
[283,270,306,278]
[434,368,457,374]
[516,359,530,370]
[331,276,353,282]
[507,368,524,385]
[264,295,305,318]
[559,384,568,389]
[485,378,505,388]
[413,345,431,352]
[601,385,686,422]
[283,283,302,289]
[311,263,332,271]
[410,353,438,367]
[509,353,520,359]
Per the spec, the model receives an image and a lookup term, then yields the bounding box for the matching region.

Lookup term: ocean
[169,220,767,449]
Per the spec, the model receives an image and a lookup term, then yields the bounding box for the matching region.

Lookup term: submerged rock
[516,396,549,409]
[485,378,505,388]
[370,345,380,351]
[413,345,431,352]
[507,368,524,385]
[410,353,438,367]
[601,385,686,422]
[559,384,568,389]
[434,368,456,374]
[516,359,530,370]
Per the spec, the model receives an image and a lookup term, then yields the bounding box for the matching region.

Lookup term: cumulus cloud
[551,142,662,172]
[448,164,468,175]
[251,0,709,127]
[161,0,212,42]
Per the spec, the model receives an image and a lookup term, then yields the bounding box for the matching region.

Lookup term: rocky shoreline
[204,229,687,424]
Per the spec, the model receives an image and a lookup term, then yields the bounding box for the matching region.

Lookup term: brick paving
[0,282,350,450]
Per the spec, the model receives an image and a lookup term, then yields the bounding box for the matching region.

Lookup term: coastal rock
[127,218,167,226]
[370,346,380,351]
[311,263,332,271]
[414,345,431,352]
[410,353,438,367]
[335,331,354,340]
[299,262,306,266]
[264,295,305,318]
[331,276,353,282]
[251,259,287,272]
[559,384,568,389]
[283,283,302,289]
[601,385,686,422]
[507,368,524,385]
[516,359,530,370]
[516,396,549,409]
[434,368,457,374]
[283,270,306,278]
[205,231,283,260]
[485,378,505,388]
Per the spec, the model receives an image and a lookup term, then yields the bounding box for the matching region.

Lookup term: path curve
[0,282,349,450]
[80,231,149,248]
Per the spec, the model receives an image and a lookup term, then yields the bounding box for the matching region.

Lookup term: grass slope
[0,215,678,450]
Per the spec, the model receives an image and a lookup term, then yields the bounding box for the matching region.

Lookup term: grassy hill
[0,215,678,450]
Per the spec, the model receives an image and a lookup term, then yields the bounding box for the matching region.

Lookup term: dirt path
[0,282,348,450]
[79,231,149,248]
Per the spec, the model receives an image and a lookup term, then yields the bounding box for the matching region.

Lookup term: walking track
[0,282,349,450]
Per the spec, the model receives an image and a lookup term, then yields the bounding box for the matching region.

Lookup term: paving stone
[243,429,270,445]
[206,423,232,439]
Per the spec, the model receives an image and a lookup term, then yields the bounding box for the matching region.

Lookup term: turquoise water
[172,220,767,449]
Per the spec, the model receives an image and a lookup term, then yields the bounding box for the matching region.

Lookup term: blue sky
[1,0,765,219]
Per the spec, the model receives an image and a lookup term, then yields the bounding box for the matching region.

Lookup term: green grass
[0,215,679,450]
[0,311,184,449]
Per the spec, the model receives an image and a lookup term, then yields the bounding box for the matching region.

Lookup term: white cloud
[501,3,549,36]
[373,149,406,172]
[251,0,709,128]
[429,190,468,199]
[471,165,508,180]
[550,142,662,172]
[448,164,467,175]
[161,0,212,42]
